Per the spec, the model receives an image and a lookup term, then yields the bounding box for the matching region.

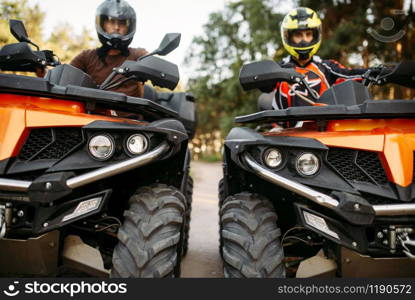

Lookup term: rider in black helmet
[70,0,148,97]
[95,0,136,54]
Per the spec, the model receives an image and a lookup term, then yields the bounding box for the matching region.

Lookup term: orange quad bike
[219,59,415,278]
[0,20,196,277]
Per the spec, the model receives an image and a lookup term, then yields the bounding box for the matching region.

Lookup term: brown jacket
[70,47,148,97]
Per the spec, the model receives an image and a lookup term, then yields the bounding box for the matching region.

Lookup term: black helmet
[95,0,136,50]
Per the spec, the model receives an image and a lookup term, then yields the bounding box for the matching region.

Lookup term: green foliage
[0,0,44,45]
[46,25,98,63]
[299,0,415,99]
[0,0,98,66]
[188,0,415,146]
[299,0,371,63]
[199,152,222,162]
[186,0,287,136]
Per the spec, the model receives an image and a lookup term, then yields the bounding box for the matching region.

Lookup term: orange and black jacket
[272,55,369,110]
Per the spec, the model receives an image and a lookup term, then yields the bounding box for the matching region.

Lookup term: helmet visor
[283,27,321,48]
[96,15,135,36]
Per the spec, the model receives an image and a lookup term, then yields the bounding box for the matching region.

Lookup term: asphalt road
[181,161,224,278]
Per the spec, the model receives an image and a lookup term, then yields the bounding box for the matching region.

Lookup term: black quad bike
[219,59,415,278]
[0,20,196,278]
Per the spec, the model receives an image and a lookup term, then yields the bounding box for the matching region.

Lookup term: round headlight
[88,135,115,160]
[263,148,283,168]
[296,153,320,176]
[126,134,148,155]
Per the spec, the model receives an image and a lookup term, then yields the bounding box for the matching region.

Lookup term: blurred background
[0,0,414,160]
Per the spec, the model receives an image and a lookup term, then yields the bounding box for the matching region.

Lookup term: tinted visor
[284,27,321,48]
[97,15,135,35]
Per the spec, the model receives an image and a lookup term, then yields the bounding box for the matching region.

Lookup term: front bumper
[0,142,170,236]
[243,153,415,219]
[0,142,169,195]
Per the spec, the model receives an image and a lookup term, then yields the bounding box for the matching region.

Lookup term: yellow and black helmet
[281,7,322,61]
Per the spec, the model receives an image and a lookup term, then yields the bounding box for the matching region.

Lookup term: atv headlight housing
[296,153,320,176]
[88,135,115,161]
[125,133,149,155]
[263,148,283,168]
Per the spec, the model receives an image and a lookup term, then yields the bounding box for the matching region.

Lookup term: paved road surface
[181,161,224,278]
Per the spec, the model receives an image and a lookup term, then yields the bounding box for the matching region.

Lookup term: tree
[186,0,288,137]
[0,0,45,45]
[299,0,415,98]
[46,24,98,63]
[0,0,98,67]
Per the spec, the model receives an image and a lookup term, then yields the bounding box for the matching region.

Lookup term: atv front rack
[0,73,179,121]
[236,100,415,124]
[243,153,415,218]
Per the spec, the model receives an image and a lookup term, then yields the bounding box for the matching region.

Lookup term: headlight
[88,135,115,161]
[263,148,283,168]
[126,134,148,155]
[296,153,320,176]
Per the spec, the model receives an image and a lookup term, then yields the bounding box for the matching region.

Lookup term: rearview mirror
[9,19,40,50]
[139,33,181,61]
[9,19,29,42]
[156,33,181,56]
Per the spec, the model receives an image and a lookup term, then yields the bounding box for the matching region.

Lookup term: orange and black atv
[0,20,196,278]
[219,59,415,278]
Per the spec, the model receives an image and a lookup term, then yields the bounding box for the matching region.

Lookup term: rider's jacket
[70,47,147,97]
[272,55,368,110]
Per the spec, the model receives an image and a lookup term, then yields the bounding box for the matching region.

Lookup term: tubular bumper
[0,142,169,193]
[243,153,415,217]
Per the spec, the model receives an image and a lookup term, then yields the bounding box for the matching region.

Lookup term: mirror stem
[138,52,156,61]
[100,71,117,90]
[29,41,40,51]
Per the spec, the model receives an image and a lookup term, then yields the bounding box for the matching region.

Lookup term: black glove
[362,67,392,85]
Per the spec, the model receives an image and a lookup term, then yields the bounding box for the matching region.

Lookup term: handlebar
[0,43,60,73]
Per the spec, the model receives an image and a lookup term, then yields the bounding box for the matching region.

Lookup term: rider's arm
[321,59,369,85]
[272,82,291,110]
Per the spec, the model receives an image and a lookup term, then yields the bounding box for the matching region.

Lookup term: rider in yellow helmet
[281,7,322,63]
[273,7,369,110]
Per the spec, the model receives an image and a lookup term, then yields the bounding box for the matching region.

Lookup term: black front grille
[19,128,84,161]
[19,129,53,160]
[356,151,388,185]
[327,148,388,185]
[361,193,394,205]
